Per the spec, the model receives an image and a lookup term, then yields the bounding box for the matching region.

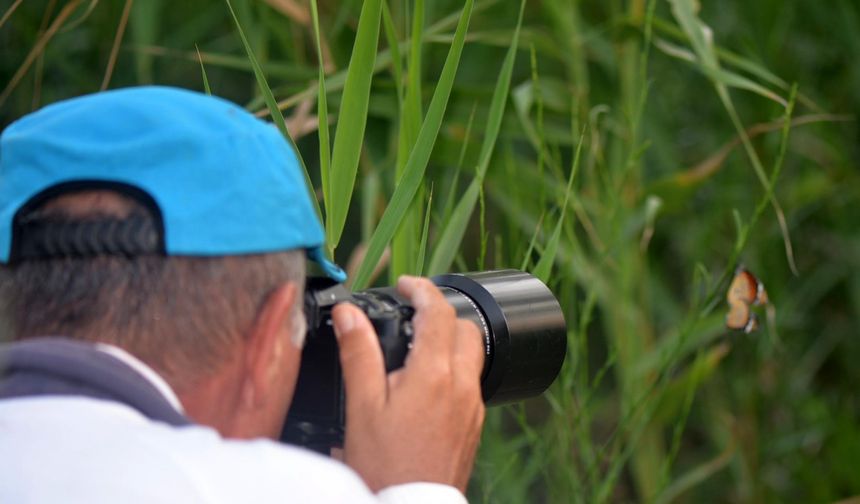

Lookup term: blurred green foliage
[2,0,859,502]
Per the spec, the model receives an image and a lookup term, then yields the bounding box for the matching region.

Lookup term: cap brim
[307,246,347,283]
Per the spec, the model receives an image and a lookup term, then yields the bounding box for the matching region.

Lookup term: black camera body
[281,270,567,453]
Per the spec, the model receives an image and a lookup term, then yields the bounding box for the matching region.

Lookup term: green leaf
[401,0,425,157]
[351,0,475,290]
[253,0,500,112]
[309,0,332,245]
[194,44,211,95]
[533,130,585,283]
[431,181,480,275]
[426,0,527,275]
[654,37,786,106]
[326,0,383,252]
[440,101,478,225]
[128,0,163,83]
[131,46,316,81]
[391,0,426,280]
[669,0,797,274]
[519,211,546,271]
[360,168,381,242]
[224,0,322,223]
[654,439,736,504]
[415,185,434,276]
[380,2,404,107]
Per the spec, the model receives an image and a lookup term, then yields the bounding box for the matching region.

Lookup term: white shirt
[0,345,466,503]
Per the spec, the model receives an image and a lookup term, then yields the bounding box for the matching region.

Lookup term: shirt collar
[94,343,185,414]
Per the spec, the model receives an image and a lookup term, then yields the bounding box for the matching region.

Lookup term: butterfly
[726,268,768,333]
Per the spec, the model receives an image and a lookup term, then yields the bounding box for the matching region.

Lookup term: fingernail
[333,305,355,339]
[397,275,417,288]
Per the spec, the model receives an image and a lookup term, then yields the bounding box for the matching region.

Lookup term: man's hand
[332,276,485,493]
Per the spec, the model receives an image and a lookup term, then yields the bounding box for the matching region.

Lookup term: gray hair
[0,191,305,391]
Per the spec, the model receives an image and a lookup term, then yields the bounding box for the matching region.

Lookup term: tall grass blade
[415,185,434,276]
[58,0,99,34]
[440,102,478,225]
[519,212,545,271]
[391,0,426,280]
[225,0,322,222]
[533,131,585,283]
[135,46,314,81]
[310,0,332,243]
[654,38,786,106]
[351,0,475,290]
[129,0,162,84]
[326,0,383,252]
[0,0,24,30]
[381,2,404,106]
[403,0,425,144]
[264,0,500,113]
[477,185,488,270]
[651,16,822,111]
[427,0,526,275]
[715,85,799,300]
[654,439,736,504]
[195,45,212,95]
[0,0,82,106]
[669,0,797,273]
[100,0,133,91]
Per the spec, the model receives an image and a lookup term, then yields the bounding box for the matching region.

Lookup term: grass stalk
[225,0,323,225]
[352,0,475,290]
[426,0,526,275]
[325,0,383,252]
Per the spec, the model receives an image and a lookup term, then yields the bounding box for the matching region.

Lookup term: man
[0,86,485,502]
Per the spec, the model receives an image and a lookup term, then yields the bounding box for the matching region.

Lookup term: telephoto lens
[281,270,567,452]
[429,270,567,404]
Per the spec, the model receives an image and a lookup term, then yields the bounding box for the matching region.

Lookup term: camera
[281,270,567,452]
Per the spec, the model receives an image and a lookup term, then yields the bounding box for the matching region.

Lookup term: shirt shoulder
[0,397,466,503]
[167,427,375,502]
[165,431,468,504]
[0,397,372,503]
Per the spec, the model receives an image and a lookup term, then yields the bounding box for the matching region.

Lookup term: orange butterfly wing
[726,301,751,331]
[726,269,765,333]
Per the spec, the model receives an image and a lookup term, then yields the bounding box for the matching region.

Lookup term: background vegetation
[2,0,859,502]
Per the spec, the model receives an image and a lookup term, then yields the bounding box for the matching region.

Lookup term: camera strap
[0,337,190,427]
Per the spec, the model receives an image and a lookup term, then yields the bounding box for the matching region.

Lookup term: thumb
[332,303,387,413]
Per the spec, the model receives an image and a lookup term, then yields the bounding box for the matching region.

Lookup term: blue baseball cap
[0,86,346,282]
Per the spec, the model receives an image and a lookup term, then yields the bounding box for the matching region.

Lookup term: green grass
[3,0,860,502]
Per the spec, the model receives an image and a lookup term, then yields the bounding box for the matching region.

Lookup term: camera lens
[284,270,567,450]
[431,270,567,404]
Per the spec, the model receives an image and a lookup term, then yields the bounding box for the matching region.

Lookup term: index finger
[396,275,457,366]
[332,303,388,412]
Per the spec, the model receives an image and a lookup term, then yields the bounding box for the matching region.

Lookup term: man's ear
[242,282,300,410]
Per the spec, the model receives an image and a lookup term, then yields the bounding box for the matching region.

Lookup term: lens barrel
[432,270,567,404]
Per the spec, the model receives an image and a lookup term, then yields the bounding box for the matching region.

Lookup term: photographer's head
[0,87,344,439]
